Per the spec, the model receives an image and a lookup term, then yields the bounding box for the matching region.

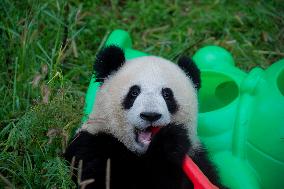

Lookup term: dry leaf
[31,73,42,88]
[41,84,50,104]
[41,64,48,77]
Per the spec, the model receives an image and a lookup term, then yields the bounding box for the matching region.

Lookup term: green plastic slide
[82,29,284,189]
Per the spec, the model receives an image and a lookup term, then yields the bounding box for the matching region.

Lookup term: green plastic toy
[82,29,284,189]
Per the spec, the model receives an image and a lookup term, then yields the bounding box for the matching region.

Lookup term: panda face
[82,55,199,154]
[122,84,177,149]
[122,84,174,130]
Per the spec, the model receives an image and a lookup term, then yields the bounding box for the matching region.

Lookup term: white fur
[80,56,200,154]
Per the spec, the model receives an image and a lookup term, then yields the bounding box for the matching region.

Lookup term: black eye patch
[122,85,141,109]
[161,88,179,114]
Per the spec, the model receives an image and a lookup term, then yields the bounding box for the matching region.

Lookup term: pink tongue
[138,131,152,145]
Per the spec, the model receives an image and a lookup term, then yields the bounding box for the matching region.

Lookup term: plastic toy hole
[198,72,239,113]
[277,69,284,96]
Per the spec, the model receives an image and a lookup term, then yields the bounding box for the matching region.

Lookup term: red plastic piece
[151,127,161,134]
[183,155,219,189]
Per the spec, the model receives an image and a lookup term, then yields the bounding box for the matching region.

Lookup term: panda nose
[140,112,162,122]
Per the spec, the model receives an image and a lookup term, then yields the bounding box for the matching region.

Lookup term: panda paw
[146,124,191,166]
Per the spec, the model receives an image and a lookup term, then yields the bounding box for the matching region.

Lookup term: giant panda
[65,46,227,189]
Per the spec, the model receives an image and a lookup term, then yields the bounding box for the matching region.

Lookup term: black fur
[177,56,201,90]
[161,88,179,114]
[65,125,227,189]
[122,85,141,110]
[94,45,125,82]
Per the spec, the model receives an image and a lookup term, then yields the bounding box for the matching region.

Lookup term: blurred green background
[0,0,283,188]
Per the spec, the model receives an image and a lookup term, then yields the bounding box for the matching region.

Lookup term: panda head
[81,46,201,154]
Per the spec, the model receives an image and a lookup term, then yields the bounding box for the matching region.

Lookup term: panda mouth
[134,126,161,147]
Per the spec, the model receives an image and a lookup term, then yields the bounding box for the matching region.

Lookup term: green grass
[0,0,283,188]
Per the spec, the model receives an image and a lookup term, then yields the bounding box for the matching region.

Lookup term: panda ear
[177,56,201,90]
[93,45,125,82]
